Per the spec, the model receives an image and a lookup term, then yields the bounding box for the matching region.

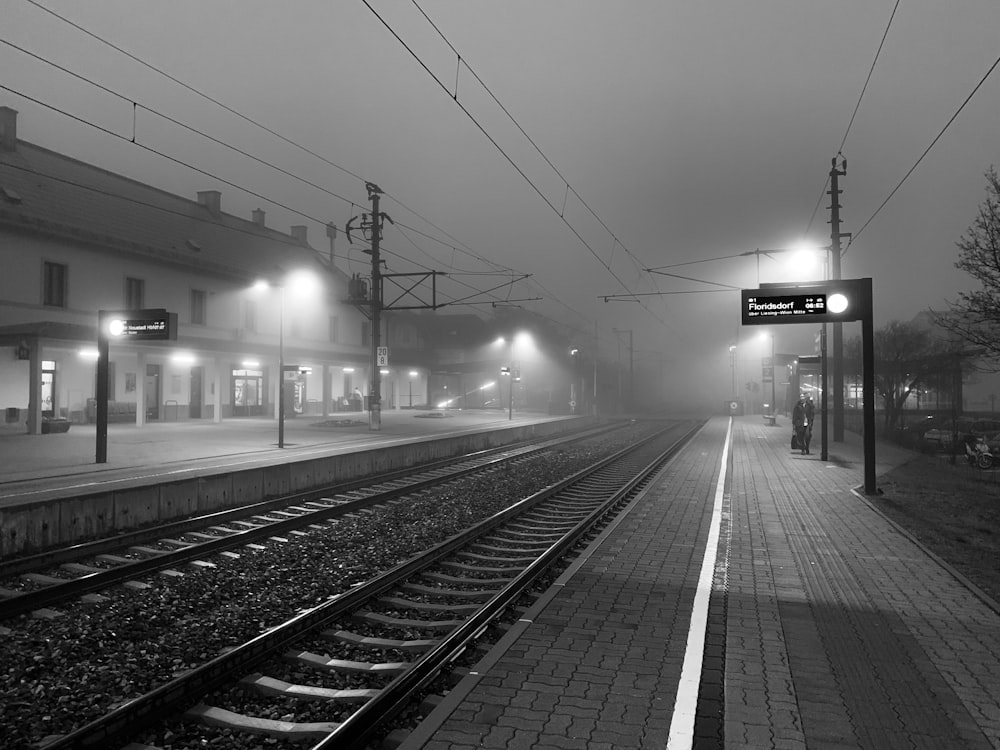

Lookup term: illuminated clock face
[108,319,126,336]
[828,293,848,314]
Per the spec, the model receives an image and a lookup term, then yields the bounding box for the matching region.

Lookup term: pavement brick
[401,416,1000,750]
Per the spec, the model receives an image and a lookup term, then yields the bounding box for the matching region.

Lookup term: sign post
[741,279,876,494]
[96,309,177,463]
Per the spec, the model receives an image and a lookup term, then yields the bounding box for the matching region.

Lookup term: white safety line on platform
[666,417,732,750]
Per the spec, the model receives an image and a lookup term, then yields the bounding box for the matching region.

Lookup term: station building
[0,105,440,434]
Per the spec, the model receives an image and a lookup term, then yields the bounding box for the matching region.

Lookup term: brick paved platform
[401,415,1000,750]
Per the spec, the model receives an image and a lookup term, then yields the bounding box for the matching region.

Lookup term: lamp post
[769,333,776,418]
[760,331,776,420]
[253,270,319,449]
[729,343,737,397]
[278,284,286,448]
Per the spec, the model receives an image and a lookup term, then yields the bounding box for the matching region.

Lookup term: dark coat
[792,400,807,428]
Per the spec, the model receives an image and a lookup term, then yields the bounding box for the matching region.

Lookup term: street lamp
[760,331,776,421]
[729,343,737,397]
[252,269,319,449]
[494,332,531,420]
[408,370,418,408]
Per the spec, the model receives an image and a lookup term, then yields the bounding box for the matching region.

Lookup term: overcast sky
[3,1,999,405]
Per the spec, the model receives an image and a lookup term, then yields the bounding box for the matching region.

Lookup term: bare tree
[846,320,952,432]
[934,167,1000,367]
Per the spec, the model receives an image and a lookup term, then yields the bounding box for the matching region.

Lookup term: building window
[328,315,339,343]
[125,276,145,309]
[244,300,257,333]
[42,261,67,307]
[191,289,207,325]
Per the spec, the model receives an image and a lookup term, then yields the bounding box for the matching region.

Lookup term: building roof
[0,122,327,282]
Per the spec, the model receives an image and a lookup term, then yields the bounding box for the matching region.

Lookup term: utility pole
[367,183,385,431]
[613,328,633,413]
[828,155,849,442]
[326,222,337,271]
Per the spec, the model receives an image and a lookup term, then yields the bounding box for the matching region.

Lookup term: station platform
[0,409,572,507]
[402,415,1000,750]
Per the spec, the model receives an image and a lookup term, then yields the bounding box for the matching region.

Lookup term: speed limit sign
[376,346,389,366]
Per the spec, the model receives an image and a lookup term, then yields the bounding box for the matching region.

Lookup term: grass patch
[872,453,1000,604]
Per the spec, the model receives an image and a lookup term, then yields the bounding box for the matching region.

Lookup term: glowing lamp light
[828,293,849,314]
[107,318,126,337]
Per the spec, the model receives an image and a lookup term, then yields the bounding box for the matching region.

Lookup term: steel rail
[38,420,701,750]
[0,421,609,578]
[0,424,623,621]
[314,420,704,749]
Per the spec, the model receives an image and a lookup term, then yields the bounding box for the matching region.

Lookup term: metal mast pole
[278,286,285,447]
[829,156,847,441]
[369,183,383,432]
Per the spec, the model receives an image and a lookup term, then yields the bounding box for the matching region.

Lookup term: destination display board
[100,309,178,340]
[742,292,826,324]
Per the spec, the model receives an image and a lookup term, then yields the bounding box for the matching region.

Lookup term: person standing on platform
[792,395,810,455]
[803,395,815,454]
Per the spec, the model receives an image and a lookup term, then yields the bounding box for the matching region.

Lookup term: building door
[145,364,161,420]
[190,366,203,418]
[41,360,57,417]
[232,368,263,417]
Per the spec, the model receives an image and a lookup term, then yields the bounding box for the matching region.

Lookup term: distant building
[0,105,590,435]
[0,105,424,433]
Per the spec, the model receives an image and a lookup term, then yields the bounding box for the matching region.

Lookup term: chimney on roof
[251,208,266,227]
[290,225,308,243]
[197,190,221,216]
[0,107,17,151]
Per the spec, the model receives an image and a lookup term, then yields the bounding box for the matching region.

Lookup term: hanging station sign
[741,279,870,325]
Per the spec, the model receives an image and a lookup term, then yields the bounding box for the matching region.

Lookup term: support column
[26,337,41,435]
[322,364,331,418]
[136,352,147,427]
[213,358,223,423]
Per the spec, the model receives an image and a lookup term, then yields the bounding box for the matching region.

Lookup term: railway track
[0,421,620,621]
[32,419,701,750]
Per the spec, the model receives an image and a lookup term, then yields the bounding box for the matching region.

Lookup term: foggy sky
[3,1,999,408]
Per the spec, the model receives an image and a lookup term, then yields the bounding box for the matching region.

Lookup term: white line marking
[666,417,732,750]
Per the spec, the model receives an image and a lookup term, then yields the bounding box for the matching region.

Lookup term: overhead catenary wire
[366,0,667,325]
[1,27,543,311]
[848,52,1000,250]
[1,34,516,281]
[15,1,662,340]
[805,0,900,236]
[1,82,541,312]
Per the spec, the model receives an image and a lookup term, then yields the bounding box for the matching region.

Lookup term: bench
[85,399,137,423]
[41,417,71,433]
[763,414,777,426]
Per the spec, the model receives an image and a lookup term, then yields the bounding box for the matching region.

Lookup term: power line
[24,0,368,185]
[409,0,648,278]
[849,52,1000,249]
[805,0,900,236]
[0,35,539,310]
[363,0,665,325]
[15,2,539,309]
[839,0,900,156]
[16,0,657,332]
[1,32,508,281]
